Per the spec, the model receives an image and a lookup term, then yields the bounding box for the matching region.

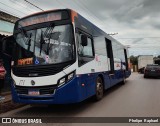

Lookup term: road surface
[1,73,160,126]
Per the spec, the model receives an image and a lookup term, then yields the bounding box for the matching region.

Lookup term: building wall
[0,11,19,35]
[0,11,18,93]
[0,11,18,23]
[0,20,14,35]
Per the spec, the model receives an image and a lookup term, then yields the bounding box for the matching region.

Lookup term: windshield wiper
[16,27,28,45]
[19,27,28,38]
[15,24,34,52]
[39,31,45,55]
[39,23,55,55]
[46,27,54,55]
[27,33,32,51]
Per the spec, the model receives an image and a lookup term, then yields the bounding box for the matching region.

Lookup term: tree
[130,55,138,65]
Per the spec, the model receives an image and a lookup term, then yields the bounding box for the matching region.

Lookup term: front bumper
[144,72,160,77]
[11,77,85,104]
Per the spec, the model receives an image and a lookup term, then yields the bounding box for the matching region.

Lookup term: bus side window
[105,38,114,74]
[78,34,94,57]
[77,32,94,66]
[124,49,129,71]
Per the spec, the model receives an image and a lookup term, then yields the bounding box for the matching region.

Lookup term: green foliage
[130,55,138,65]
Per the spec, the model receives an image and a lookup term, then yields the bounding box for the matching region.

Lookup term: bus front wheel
[94,77,104,101]
[121,77,126,85]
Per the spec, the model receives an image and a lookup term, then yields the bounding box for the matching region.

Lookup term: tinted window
[78,34,94,57]
[14,24,74,66]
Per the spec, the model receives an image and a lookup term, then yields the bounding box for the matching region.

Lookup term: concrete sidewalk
[0,92,25,114]
[1,92,12,103]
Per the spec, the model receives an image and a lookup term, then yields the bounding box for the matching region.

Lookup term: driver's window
[78,33,94,57]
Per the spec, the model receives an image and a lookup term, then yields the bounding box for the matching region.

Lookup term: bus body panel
[11,60,78,87]
[11,77,85,104]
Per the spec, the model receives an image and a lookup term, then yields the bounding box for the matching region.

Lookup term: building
[0,11,19,50]
[0,11,19,93]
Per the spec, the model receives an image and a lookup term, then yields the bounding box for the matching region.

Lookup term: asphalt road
[1,72,160,126]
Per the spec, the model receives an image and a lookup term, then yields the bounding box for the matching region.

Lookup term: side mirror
[81,35,88,46]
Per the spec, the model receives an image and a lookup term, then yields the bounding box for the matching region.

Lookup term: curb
[0,93,26,114]
[0,100,25,114]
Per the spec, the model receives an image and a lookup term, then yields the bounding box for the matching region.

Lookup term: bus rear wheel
[94,77,104,101]
[121,71,126,85]
[121,77,126,85]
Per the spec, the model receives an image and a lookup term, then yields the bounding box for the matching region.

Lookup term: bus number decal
[19,80,25,86]
[18,58,33,65]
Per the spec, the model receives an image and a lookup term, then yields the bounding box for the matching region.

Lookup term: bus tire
[121,77,126,85]
[144,75,147,78]
[121,71,126,85]
[94,76,104,101]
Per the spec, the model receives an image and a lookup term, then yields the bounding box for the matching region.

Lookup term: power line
[0,1,27,15]
[78,0,111,29]
[10,0,37,13]
[56,0,109,36]
[55,0,67,8]
[0,8,20,17]
[117,37,160,39]
[131,46,160,47]
[24,0,44,11]
[74,1,99,20]
[75,1,105,25]
[72,0,116,36]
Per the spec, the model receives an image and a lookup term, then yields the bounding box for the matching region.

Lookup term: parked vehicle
[0,59,6,96]
[144,64,160,78]
[138,55,154,74]
[0,60,6,80]
[154,59,160,65]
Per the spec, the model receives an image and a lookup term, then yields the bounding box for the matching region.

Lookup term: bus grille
[12,61,74,77]
[12,65,63,77]
[15,85,57,95]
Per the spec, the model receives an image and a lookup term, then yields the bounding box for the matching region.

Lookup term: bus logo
[2,118,11,123]
[31,80,35,86]
[19,80,25,85]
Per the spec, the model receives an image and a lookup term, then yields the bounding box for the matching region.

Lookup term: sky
[0,0,160,56]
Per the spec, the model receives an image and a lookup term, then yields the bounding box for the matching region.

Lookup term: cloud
[1,0,160,56]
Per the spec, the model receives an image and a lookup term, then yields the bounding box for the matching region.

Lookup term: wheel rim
[96,78,103,98]
[123,77,126,83]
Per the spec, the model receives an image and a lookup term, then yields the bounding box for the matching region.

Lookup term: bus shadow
[103,82,125,96]
[13,82,125,117]
[144,77,160,79]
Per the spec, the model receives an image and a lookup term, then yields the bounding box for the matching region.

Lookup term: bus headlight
[59,77,66,86]
[58,71,75,87]
[68,72,74,80]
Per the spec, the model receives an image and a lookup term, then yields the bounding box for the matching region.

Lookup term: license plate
[151,70,155,71]
[28,89,40,96]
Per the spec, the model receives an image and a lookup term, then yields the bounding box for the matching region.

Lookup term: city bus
[3,9,131,104]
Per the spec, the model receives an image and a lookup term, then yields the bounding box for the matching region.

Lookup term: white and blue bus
[4,9,131,104]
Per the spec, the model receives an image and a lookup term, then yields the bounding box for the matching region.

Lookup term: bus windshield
[14,24,74,66]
